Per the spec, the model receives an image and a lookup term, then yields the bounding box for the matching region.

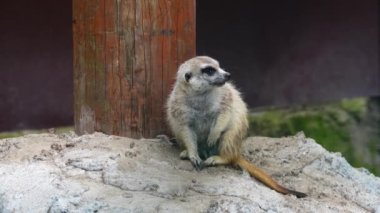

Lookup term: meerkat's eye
[185,73,192,82]
[201,66,217,76]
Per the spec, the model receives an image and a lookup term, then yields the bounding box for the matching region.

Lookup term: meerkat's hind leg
[200,155,230,170]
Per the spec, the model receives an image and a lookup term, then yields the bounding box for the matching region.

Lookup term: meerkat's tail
[236,158,307,198]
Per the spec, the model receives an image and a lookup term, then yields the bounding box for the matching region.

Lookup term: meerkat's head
[176,56,231,93]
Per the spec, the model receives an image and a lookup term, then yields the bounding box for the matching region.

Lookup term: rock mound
[0,132,379,212]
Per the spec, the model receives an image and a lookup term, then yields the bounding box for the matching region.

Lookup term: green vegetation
[249,98,380,176]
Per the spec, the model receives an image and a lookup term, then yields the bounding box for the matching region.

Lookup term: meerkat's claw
[188,154,202,171]
[190,157,203,171]
[198,162,206,170]
[180,150,202,170]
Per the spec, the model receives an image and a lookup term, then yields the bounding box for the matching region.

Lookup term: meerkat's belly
[188,110,219,159]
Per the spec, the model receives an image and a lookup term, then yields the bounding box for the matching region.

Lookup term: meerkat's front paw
[181,151,202,171]
[180,150,202,170]
[189,155,203,171]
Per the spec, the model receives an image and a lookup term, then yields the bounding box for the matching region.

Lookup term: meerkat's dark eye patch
[185,73,192,82]
[201,66,217,76]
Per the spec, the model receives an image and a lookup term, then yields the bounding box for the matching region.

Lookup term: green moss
[340,98,367,121]
[249,111,291,137]
[251,111,351,153]
[288,114,350,152]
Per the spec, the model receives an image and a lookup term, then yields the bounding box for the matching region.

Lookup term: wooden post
[73,0,195,138]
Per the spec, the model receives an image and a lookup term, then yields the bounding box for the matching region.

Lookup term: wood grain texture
[73,0,195,138]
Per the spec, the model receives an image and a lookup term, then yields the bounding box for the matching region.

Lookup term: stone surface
[0,132,379,212]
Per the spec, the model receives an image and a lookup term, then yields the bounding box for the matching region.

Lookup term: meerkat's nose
[224,72,231,81]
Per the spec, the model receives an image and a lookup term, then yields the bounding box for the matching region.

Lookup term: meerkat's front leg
[207,110,231,146]
[201,111,233,169]
[176,126,202,170]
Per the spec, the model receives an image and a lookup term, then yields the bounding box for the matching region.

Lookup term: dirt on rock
[0,132,379,212]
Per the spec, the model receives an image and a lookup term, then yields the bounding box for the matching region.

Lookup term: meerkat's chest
[188,108,219,159]
[188,109,218,131]
[186,96,221,143]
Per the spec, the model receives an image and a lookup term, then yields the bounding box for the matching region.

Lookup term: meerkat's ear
[185,73,192,82]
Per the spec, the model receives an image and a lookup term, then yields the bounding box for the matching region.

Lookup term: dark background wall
[197,0,379,107]
[0,0,379,131]
[0,1,73,131]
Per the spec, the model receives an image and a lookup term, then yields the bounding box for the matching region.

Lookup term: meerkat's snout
[224,72,231,81]
[212,71,231,86]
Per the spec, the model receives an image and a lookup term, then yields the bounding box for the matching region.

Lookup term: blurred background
[0,0,379,175]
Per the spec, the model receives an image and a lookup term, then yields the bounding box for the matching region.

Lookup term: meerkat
[166,56,306,198]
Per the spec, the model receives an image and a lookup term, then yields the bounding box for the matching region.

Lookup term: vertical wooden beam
[73,0,196,138]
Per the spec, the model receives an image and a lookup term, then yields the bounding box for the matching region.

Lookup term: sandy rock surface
[0,132,379,213]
